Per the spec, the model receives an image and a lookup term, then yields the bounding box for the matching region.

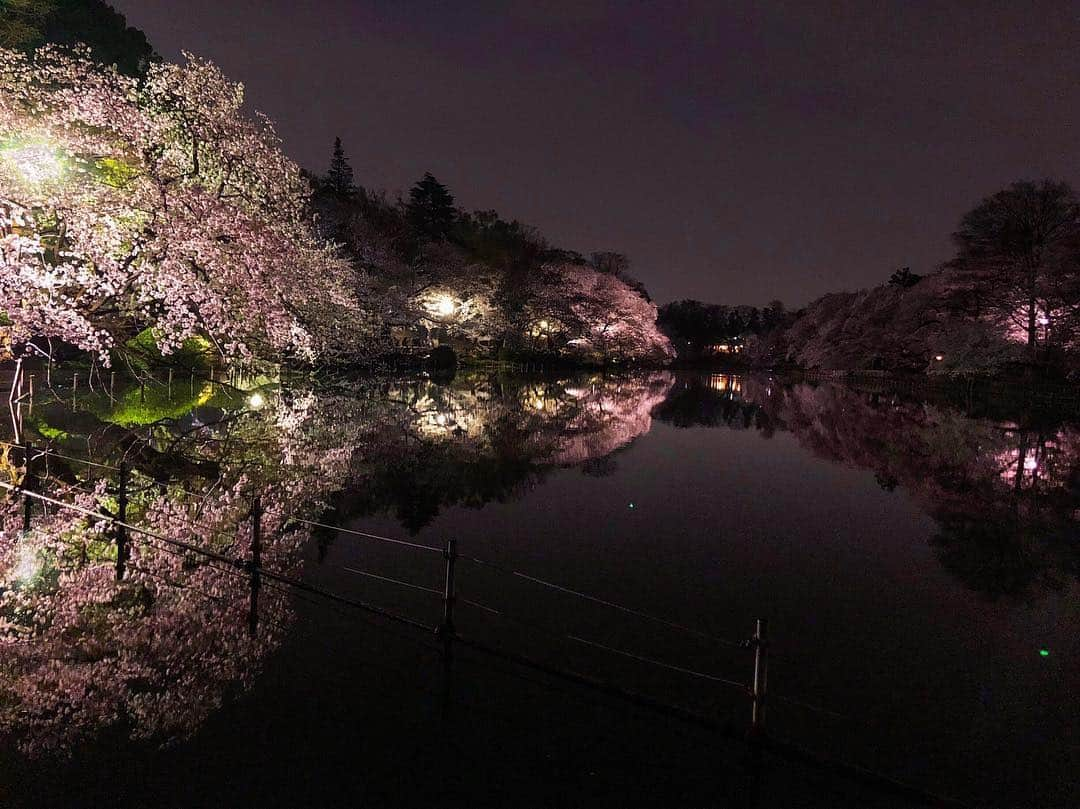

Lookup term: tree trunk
[1026,261,1039,361]
[1027,297,1038,359]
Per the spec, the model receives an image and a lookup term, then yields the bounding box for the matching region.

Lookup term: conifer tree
[327,136,355,196]
[405,172,456,241]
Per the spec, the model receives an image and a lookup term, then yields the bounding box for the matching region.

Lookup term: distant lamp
[1037,316,1050,326]
[2,143,64,184]
[248,391,266,410]
[934,354,944,362]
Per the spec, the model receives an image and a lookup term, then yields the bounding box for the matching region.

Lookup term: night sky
[109,1,1080,307]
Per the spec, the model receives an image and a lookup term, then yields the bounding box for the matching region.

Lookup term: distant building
[704,338,744,355]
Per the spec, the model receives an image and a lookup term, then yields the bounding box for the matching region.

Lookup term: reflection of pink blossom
[550,374,674,465]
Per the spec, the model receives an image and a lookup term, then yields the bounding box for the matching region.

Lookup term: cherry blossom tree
[0,45,363,366]
[527,263,675,363]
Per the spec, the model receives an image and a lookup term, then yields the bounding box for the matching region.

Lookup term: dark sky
[109,0,1080,307]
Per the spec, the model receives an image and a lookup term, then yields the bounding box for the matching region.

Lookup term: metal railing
[2,441,969,807]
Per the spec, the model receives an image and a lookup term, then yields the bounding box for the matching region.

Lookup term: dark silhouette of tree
[591,251,650,300]
[326,137,355,196]
[951,180,1080,358]
[406,172,457,242]
[888,267,923,288]
[2,0,156,76]
[591,251,630,276]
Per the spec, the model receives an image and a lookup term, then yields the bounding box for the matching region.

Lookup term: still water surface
[2,370,1077,807]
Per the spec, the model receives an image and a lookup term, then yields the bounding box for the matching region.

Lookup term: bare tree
[950,180,1080,358]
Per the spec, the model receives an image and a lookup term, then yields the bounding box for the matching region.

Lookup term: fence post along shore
[249,496,263,637]
[439,537,458,638]
[115,462,128,580]
[22,441,33,532]
[748,618,768,736]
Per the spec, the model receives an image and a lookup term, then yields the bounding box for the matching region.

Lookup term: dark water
[1,370,1077,808]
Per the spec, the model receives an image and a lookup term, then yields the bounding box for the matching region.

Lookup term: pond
[1,368,1077,808]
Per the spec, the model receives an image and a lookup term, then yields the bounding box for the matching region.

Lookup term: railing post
[22,442,33,532]
[248,496,262,637]
[115,462,128,580]
[750,618,768,736]
[439,537,457,637]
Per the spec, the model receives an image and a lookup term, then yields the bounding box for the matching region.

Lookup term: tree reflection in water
[3,367,1078,756]
[0,370,673,750]
[655,374,1080,601]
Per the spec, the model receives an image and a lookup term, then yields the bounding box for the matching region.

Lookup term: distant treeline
[315,160,652,301]
[657,299,790,354]
[312,147,672,362]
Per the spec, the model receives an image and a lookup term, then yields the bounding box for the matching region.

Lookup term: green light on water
[1039,649,1049,657]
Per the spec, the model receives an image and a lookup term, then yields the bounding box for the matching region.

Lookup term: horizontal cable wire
[1,480,246,569]
[458,596,747,692]
[771,692,845,720]
[289,518,442,553]
[2,442,121,472]
[461,555,745,650]
[342,565,443,596]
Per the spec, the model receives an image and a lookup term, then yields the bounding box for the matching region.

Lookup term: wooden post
[115,462,128,580]
[439,537,457,637]
[168,368,173,400]
[190,372,195,396]
[110,372,115,401]
[248,497,262,636]
[22,442,33,532]
[26,374,33,415]
[750,618,768,735]
[72,373,78,409]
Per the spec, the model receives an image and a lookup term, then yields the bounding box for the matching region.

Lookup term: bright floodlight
[3,143,64,184]
[248,391,266,410]
[434,295,458,317]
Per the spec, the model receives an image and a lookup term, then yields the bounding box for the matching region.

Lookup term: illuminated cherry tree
[0,45,362,365]
[529,263,675,363]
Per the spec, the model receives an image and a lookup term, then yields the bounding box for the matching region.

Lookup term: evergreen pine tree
[327,136,355,196]
[405,172,457,241]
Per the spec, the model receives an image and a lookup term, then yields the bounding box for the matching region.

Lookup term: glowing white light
[434,295,458,317]
[934,354,944,362]
[1037,316,1050,326]
[248,392,266,410]
[3,143,64,184]
[12,542,41,584]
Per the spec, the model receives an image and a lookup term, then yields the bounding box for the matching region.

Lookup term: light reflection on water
[1,369,1078,807]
